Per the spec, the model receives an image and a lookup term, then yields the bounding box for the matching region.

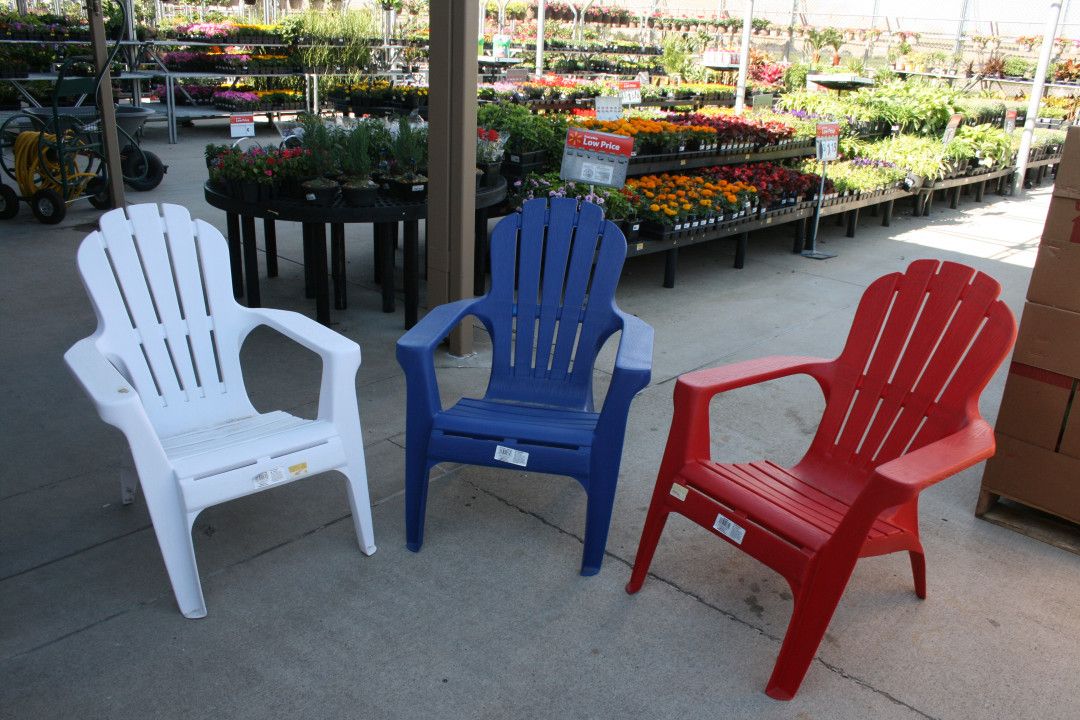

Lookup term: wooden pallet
[976,491,1080,556]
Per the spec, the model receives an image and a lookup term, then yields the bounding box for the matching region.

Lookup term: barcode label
[495,444,529,467]
[669,484,688,501]
[253,467,287,488]
[712,512,746,544]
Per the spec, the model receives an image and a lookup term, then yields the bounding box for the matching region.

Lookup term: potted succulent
[388,117,429,200]
[340,122,379,207]
[476,127,507,188]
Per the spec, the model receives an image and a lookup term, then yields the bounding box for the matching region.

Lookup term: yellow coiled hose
[13,130,96,199]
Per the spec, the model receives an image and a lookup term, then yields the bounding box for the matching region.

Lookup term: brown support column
[428,0,479,356]
[86,0,126,209]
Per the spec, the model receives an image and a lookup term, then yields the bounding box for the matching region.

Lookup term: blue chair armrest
[396,298,484,416]
[598,311,654,428]
[610,310,653,394]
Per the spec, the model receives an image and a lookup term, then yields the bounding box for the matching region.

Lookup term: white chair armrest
[64,337,148,431]
[242,308,361,424]
[243,307,361,365]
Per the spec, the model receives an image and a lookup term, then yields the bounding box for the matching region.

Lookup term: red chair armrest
[660,356,832,479]
[871,419,997,499]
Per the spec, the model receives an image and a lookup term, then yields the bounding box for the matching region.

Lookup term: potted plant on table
[476,127,507,188]
[298,114,341,206]
[340,122,379,207]
[388,117,429,200]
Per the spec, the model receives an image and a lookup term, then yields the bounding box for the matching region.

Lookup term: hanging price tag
[942,113,963,144]
[230,113,255,138]
[815,122,839,162]
[1004,109,1017,133]
[560,127,634,189]
[618,80,642,105]
[594,96,623,121]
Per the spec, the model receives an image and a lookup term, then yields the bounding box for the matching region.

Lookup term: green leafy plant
[1002,56,1034,78]
[341,122,374,180]
[389,117,428,180]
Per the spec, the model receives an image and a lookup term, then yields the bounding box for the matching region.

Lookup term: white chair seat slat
[163,411,336,480]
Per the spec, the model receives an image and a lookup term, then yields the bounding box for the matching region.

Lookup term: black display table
[204,179,507,327]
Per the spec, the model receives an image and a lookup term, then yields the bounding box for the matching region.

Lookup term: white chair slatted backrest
[77,204,253,437]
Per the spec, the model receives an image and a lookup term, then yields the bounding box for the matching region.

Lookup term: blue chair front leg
[404,421,435,552]
[581,465,621,575]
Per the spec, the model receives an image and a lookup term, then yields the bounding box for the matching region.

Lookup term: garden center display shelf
[625,186,913,288]
[625,140,816,176]
[148,68,354,143]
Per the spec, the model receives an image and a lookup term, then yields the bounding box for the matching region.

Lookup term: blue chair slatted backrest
[474,197,628,411]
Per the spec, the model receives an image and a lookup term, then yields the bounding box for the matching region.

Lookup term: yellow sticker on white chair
[288,462,308,478]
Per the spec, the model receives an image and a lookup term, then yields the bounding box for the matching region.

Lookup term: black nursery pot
[342,184,378,207]
[478,161,502,188]
[617,219,641,242]
[302,180,340,207]
[389,178,428,201]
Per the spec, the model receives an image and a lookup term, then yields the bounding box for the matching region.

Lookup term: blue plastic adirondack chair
[396,197,654,574]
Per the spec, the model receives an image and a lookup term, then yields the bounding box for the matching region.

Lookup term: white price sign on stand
[815,122,839,161]
[230,113,255,138]
[594,96,623,121]
[1004,109,1017,133]
[618,80,642,105]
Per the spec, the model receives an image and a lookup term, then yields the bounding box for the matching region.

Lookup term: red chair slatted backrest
[809,260,1017,475]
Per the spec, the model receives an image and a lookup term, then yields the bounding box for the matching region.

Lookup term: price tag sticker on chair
[494,445,529,467]
[712,512,746,545]
[253,462,308,488]
[669,484,689,501]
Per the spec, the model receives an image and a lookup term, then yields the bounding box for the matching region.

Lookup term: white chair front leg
[342,443,377,556]
[138,473,207,619]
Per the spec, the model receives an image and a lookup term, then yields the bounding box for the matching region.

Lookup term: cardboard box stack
[978,127,1080,525]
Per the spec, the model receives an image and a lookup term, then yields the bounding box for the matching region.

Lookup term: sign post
[560,127,633,189]
[803,122,839,260]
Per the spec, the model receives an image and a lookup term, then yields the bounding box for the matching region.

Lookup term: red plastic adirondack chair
[625,260,1017,700]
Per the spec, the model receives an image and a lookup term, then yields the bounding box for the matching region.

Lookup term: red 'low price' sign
[560,127,634,189]
[230,113,255,138]
[815,122,839,161]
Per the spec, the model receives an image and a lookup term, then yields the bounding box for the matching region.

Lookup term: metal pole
[953,0,972,57]
[804,161,835,259]
[783,0,798,62]
[535,0,545,77]
[733,0,753,114]
[1015,1,1065,193]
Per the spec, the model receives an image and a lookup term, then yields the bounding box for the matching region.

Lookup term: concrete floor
[1,119,1077,720]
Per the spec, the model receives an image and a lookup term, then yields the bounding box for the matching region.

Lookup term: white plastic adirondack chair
[64,203,376,619]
